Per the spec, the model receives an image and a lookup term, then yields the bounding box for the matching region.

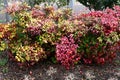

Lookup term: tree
[4,0,10,22]
[27,0,69,8]
[78,0,118,10]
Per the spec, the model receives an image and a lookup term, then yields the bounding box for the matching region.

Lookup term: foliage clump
[0,2,120,69]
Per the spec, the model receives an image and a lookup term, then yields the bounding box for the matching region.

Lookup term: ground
[0,52,120,80]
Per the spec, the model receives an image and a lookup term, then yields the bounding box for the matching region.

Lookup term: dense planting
[0,2,120,69]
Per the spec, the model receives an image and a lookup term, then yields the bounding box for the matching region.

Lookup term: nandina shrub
[6,2,31,28]
[8,42,46,67]
[56,35,80,69]
[5,2,47,67]
[77,31,118,64]
[4,1,120,69]
[5,2,73,68]
[71,6,120,64]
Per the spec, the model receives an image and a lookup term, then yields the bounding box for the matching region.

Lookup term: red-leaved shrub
[56,34,80,69]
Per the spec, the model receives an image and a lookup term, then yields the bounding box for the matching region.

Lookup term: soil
[0,52,120,80]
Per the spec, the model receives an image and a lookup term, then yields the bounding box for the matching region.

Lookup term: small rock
[84,70,96,79]
[64,73,77,80]
[115,69,120,77]
[46,66,57,76]
[29,71,32,75]
[115,71,120,77]
[23,75,35,80]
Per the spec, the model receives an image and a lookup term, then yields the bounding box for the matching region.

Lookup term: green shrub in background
[78,0,119,10]
[27,0,69,8]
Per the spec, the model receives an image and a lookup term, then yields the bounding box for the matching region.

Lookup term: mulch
[0,53,120,80]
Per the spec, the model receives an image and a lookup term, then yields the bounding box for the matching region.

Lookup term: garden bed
[0,52,120,80]
[0,2,120,80]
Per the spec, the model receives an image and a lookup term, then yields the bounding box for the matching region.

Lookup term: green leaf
[97,37,103,43]
[51,57,57,64]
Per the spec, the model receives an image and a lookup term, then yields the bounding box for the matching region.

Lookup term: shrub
[71,6,120,64]
[3,2,120,69]
[5,2,73,67]
[56,35,80,69]
[9,42,46,67]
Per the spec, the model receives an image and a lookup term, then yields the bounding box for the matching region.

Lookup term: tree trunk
[4,0,10,22]
[69,0,76,9]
